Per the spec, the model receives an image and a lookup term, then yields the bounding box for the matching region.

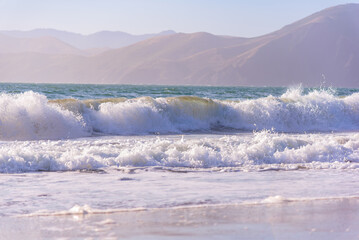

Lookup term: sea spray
[0,88,359,140]
[0,91,90,140]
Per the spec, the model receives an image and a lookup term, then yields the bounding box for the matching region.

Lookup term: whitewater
[2,86,359,141]
[1,83,359,238]
[1,85,359,172]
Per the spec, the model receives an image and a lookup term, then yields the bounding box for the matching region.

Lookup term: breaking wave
[1,87,359,140]
[1,131,359,173]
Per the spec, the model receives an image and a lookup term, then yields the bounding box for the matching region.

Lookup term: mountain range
[0,3,358,87]
[0,29,175,50]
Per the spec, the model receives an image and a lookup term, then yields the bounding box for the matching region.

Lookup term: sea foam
[1,131,359,173]
[0,88,359,140]
[0,91,90,140]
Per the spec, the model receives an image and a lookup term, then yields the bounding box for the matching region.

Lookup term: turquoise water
[1,83,358,100]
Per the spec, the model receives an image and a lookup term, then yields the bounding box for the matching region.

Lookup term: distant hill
[0,33,83,55]
[0,29,176,49]
[232,3,359,86]
[0,4,358,87]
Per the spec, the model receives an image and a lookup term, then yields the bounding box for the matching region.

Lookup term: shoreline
[2,198,359,239]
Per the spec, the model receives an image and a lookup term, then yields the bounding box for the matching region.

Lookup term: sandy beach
[1,197,358,239]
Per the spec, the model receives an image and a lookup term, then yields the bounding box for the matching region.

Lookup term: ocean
[1,83,359,238]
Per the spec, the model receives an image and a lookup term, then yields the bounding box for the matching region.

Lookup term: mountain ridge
[0,3,358,87]
[0,29,176,50]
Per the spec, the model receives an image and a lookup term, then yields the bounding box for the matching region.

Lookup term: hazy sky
[0,0,357,37]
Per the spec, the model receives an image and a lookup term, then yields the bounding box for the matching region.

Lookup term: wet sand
[1,197,359,239]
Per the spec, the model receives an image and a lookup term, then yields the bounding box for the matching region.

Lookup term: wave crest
[0,91,90,140]
[0,88,359,140]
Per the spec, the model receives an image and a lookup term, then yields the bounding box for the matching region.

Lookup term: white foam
[22,204,146,217]
[20,195,359,218]
[2,131,359,173]
[52,88,359,136]
[89,97,177,135]
[261,195,288,204]
[247,195,359,205]
[223,87,359,132]
[1,88,359,141]
[0,91,90,140]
